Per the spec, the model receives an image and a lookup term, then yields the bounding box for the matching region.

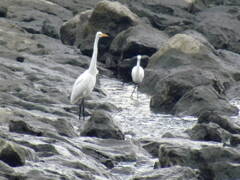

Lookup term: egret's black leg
[79,103,82,120]
[82,98,85,121]
[131,84,137,97]
[78,99,85,120]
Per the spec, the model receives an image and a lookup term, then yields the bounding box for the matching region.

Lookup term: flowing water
[100,76,197,139]
[99,76,199,179]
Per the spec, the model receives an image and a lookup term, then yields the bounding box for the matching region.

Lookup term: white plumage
[70,31,108,120]
[131,55,144,97]
[70,70,96,104]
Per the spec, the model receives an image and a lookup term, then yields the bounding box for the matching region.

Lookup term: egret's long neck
[89,36,99,74]
[137,58,141,67]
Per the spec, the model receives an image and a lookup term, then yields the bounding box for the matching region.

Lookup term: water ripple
[100,77,197,139]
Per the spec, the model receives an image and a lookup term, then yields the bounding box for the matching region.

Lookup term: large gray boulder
[196,6,240,54]
[80,111,125,140]
[60,10,92,46]
[74,0,141,56]
[173,85,238,116]
[141,33,238,116]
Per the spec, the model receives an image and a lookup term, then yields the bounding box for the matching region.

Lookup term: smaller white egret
[131,55,144,98]
[70,31,109,120]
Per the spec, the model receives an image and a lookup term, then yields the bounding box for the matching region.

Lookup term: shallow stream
[100,76,197,139]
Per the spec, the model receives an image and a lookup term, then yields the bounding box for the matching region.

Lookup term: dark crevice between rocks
[81,148,114,169]
[16,57,25,63]
[9,120,43,136]
[0,147,23,167]
[0,7,7,17]
[200,168,215,180]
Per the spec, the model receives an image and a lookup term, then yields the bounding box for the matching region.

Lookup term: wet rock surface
[1,0,240,180]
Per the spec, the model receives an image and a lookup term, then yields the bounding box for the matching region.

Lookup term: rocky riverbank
[0,0,240,180]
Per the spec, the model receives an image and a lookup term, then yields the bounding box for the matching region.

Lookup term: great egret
[70,31,109,120]
[131,55,144,98]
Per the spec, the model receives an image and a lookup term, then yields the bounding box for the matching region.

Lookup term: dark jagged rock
[80,111,124,140]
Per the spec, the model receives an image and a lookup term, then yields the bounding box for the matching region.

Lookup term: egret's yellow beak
[100,33,109,38]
